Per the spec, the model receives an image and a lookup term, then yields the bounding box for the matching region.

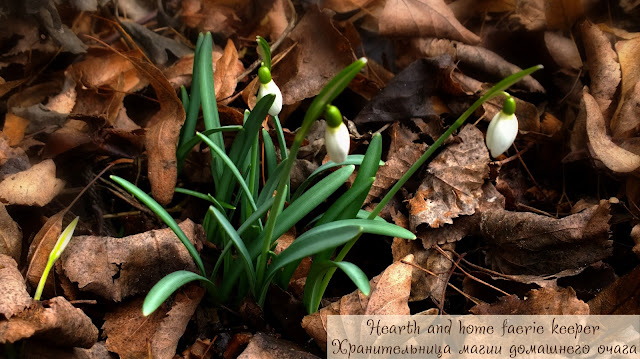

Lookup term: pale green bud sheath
[485,94,518,158]
[324,104,350,163]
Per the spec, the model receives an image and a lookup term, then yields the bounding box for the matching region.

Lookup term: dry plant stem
[433,245,511,297]
[440,253,464,312]
[401,259,482,306]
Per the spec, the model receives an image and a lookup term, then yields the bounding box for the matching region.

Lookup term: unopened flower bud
[324,105,349,163]
[257,66,282,116]
[485,96,518,158]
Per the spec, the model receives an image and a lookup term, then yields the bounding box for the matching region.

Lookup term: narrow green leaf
[306,260,370,313]
[198,33,223,181]
[178,33,204,152]
[110,175,206,276]
[256,36,271,71]
[177,126,243,164]
[180,86,189,112]
[237,196,274,236]
[197,133,257,211]
[262,129,277,180]
[174,187,235,211]
[142,271,214,316]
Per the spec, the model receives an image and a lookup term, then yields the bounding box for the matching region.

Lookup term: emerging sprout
[257,65,282,117]
[324,104,350,163]
[485,95,518,158]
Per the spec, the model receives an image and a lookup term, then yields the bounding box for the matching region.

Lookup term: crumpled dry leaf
[584,90,640,172]
[103,284,204,359]
[482,200,612,275]
[611,82,640,139]
[632,224,640,258]
[302,256,413,348]
[320,0,375,13]
[611,36,640,138]
[581,21,621,120]
[69,49,146,93]
[237,332,320,359]
[0,159,65,206]
[470,287,589,314]
[354,57,450,125]
[0,204,21,262]
[544,0,583,30]
[544,31,582,71]
[274,7,354,106]
[21,341,112,359]
[508,0,545,31]
[0,296,98,348]
[405,38,546,94]
[58,220,202,302]
[118,20,191,66]
[379,0,481,44]
[0,255,32,320]
[588,265,640,314]
[0,135,30,179]
[409,125,489,230]
[25,211,66,296]
[213,39,244,105]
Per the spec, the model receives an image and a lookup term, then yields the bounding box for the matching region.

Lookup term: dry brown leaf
[0,204,21,262]
[21,341,112,359]
[274,8,354,106]
[409,125,489,230]
[544,31,582,70]
[508,0,546,31]
[69,49,146,93]
[544,0,583,30]
[581,21,621,120]
[25,212,66,296]
[213,39,244,105]
[632,224,640,258]
[320,0,375,13]
[302,256,413,348]
[470,287,589,314]
[0,296,98,348]
[379,0,481,44]
[0,255,32,320]
[482,200,612,275]
[59,220,202,302]
[611,36,640,138]
[585,90,640,172]
[2,113,30,146]
[588,265,640,314]
[0,159,65,206]
[237,332,320,359]
[0,135,30,180]
[103,284,204,359]
[449,0,515,22]
[181,0,249,37]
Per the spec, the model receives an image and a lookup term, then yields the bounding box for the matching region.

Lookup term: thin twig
[401,260,482,306]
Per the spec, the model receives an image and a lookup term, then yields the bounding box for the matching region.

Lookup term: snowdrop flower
[485,96,518,158]
[257,65,282,117]
[324,105,350,163]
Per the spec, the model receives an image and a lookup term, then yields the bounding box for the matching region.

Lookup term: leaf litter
[0,0,639,357]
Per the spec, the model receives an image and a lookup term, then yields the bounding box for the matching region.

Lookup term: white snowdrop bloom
[325,121,350,163]
[257,79,282,117]
[485,97,518,158]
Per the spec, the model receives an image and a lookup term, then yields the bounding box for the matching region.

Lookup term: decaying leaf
[379,0,481,44]
[302,256,413,348]
[581,21,621,120]
[585,90,640,172]
[0,296,98,348]
[544,0,583,30]
[632,224,640,258]
[482,200,612,275]
[0,204,21,262]
[0,159,65,206]
[0,255,32,320]
[611,36,640,138]
[611,82,640,138]
[58,220,202,302]
[237,332,320,359]
[69,49,146,93]
[25,211,66,296]
[103,284,204,359]
[21,341,112,359]
[588,265,640,314]
[470,287,589,314]
[409,125,489,230]
[118,20,191,66]
[213,39,244,105]
[508,0,546,31]
[544,31,582,71]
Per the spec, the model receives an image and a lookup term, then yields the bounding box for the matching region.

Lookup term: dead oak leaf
[481,200,612,275]
[103,284,204,359]
[409,125,489,230]
[0,204,21,262]
[379,0,481,44]
[213,39,244,105]
[585,89,640,172]
[302,256,413,348]
[0,159,64,206]
[581,21,621,120]
[237,333,320,359]
[0,296,98,348]
[470,287,589,314]
[58,220,202,302]
[0,255,32,320]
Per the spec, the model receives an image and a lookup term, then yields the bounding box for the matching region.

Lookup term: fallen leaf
[470,287,589,314]
[2,113,30,146]
[0,159,65,206]
[58,220,202,302]
[585,90,640,172]
[588,265,640,314]
[581,21,621,120]
[237,332,320,359]
[611,82,640,138]
[0,135,30,181]
[544,31,582,70]
[632,224,640,258]
[481,200,612,275]
[68,49,146,93]
[0,204,21,262]
[21,341,112,359]
[103,284,204,359]
[544,0,583,30]
[274,7,354,106]
[611,36,640,138]
[25,212,66,296]
[213,39,244,105]
[0,255,32,320]
[0,296,98,348]
[409,125,489,230]
[179,338,214,359]
[302,256,413,348]
[379,0,481,44]
[320,0,375,13]
[354,57,449,125]
[119,20,192,66]
[508,0,546,31]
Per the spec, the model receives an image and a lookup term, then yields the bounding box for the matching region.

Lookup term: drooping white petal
[257,80,283,116]
[485,111,518,158]
[325,122,350,163]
